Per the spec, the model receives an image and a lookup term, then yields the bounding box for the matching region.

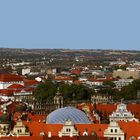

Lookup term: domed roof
[46,107,91,124]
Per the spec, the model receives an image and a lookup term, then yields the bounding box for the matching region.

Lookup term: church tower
[54,87,63,109]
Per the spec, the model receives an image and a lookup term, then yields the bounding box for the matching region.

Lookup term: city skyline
[0,0,140,50]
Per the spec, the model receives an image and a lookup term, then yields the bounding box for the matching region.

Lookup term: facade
[12,118,30,136]
[53,76,73,84]
[104,121,125,140]
[91,94,113,104]
[113,79,133,90]
[32,101,56,115]
[113,70,140,79]
[58,120,79,137]
[109,103,138,122]
[0,123,10,136]
[13,89,33,102]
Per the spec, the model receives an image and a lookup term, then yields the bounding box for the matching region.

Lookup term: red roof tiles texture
[0,74,23,82]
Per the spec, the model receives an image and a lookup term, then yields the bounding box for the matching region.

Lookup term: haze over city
[0,0,140,50]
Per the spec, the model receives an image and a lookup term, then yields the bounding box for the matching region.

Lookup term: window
[124,114,127,117]
[115,129,117,133]
[66,128,71,132]
[129,136,136,140]
[116,114,120,117]
[110,129,113,133]
[119,137,121,140]
[3,126,6,131]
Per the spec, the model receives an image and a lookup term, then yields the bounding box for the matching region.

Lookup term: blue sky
[0,0,140,50]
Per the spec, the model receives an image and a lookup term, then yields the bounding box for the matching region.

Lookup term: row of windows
[17,129,22,133]
[110,129,118,133]
[66,128,71,132]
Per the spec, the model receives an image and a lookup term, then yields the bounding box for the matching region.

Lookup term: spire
[54,87,63,108]
[56,87,61,96]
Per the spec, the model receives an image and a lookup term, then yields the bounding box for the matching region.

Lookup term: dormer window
[129,136,136,140]
[40,131,45,136]
[83,129,88,136]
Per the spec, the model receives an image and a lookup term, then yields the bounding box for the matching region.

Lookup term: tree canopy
[114,79,140,100]
[34,81,95,102]
[33,80,57,102]
[59,83,94,101]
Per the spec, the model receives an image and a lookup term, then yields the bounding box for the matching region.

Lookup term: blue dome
[46,107,91,124]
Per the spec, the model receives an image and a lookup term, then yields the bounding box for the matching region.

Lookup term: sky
[0,0,140,50]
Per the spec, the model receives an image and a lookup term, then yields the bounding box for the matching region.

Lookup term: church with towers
[32,87,64,115]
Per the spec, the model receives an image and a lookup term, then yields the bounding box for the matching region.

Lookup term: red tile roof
[8,84,25,89]
[23,79,39,86]
[0,89,14,96]
[76,124,108,137]
[96,104,116,113]
[23,121,63,136]
[0,136,101,140]
[23,121,108,138]
[70,69,81,75]
[28,113,46,122]
[118,121,140,140]
[89,78,115,82]
[0,74,23,82]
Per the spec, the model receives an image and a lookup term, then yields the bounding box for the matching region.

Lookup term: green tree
[103,81,115,88]
[16,104,26,112]
[114,79,140,100]
[34,80,57,102]
[59,83,94,101]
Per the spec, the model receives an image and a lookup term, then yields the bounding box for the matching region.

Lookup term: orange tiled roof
[23,121,63,136]
[28,113,46,122]
[70,69,81,75]
[0,74,23,82]
[127,104,140,119]
[23,79,39,86]
[0,136,102,140]
[76,124,108,137]
[89,78,115,82]
[96,104,117,115]
[0,89,14,96]
[118,121,140,140]
[23,121,108,138]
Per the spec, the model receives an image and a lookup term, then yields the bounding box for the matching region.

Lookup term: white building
[58,120,79,137]
[113,79,133,90]
[109,103,138,122]
[104,121,125,140]
[22,68,31,75]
